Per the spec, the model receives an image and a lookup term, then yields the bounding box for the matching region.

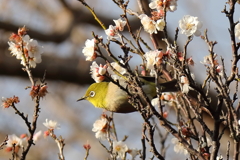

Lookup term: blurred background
[0,0,239,159]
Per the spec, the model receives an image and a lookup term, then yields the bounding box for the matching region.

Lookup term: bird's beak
[77,96,86,102]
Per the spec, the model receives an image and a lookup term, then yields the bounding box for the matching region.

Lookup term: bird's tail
[158,79,179,92]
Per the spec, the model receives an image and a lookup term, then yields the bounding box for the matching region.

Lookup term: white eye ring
[89,91,95,97]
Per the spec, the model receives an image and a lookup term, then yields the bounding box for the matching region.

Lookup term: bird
[77,78,179,113]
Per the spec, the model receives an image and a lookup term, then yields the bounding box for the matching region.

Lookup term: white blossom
[149,0,159,10]
[144,50,163,70]
[6,134,23,148]
[139,14,157,34]
[82,39,97,61]
[179,15,203,37]
[105,25,119,40]
[24,35,43,59]
[23,35,43,68]
[113,141,128,159]
[43,119,60,130]
[8,41,23,59]
[156,19,165,31]
[92,117,112,140]
[149,0,178,12]
[113,18,127,31]
[90,61,108,83]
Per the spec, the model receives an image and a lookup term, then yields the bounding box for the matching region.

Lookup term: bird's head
[77,82,109,109]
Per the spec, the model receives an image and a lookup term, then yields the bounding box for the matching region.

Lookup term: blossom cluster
[5,131,42,153]
[4,118,60,153]
[8,26,43,68]
[92,115,139,159]
[81,12,203,93]
[82,15,201,89]
[105,18,127,40]
[139,14,165,34]
[138,0,178,34]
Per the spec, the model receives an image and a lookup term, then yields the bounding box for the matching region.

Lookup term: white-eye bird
[77,79,178,113]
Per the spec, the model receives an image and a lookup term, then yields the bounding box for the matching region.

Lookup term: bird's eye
[89,91,95,97]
